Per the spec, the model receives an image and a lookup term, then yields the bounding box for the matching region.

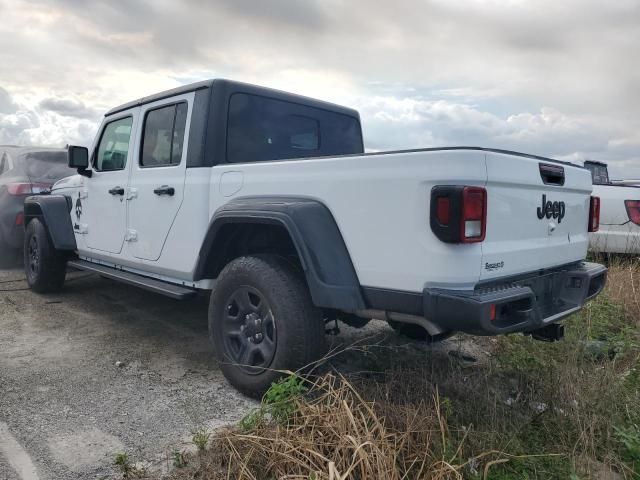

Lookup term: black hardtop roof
[105,79,360,119]
[584,160,608,167]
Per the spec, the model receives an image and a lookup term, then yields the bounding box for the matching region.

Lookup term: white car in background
[585,160,640,254]
[612,179,640,187]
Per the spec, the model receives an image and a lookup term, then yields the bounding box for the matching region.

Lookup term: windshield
[19,151,72,183]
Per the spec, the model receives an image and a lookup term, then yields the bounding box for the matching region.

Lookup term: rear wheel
[387,320,453,343]
[23,219,67,293]
[209,255,326,398]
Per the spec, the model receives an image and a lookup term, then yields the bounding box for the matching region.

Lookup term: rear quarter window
[226,93,363,164]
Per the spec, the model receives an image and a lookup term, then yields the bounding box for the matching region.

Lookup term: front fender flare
[195,197,365,312]
[24,194,76,251]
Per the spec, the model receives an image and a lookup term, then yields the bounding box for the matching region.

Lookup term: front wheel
[209,255,326,398]
[24,219,67,293]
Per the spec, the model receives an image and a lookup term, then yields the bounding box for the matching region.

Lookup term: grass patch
[138,258,640,479]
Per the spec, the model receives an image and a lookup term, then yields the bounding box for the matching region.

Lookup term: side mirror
[67,145,91,177]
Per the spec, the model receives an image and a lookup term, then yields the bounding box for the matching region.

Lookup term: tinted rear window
[18,151,72,182]
[226,93,363,163]
[585,162,610,185]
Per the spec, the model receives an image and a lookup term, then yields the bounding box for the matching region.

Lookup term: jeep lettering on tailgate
[537,194,566,223]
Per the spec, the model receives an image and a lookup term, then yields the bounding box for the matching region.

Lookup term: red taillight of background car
[430,186,487,243]
[6,182,51,195]
[625,200,640,226]
[15,211,24,226]
[588,196,600,232]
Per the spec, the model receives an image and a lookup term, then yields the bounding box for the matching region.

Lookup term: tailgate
[481,152,592,280]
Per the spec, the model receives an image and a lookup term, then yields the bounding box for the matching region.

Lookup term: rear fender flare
[195,197,365,312]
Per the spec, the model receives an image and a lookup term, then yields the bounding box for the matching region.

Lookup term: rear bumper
[590,228,640,254]
[423,261,607,335]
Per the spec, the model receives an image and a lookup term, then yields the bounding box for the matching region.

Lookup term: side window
[94,117,133,172]
[226,93,362,164]
[0,152,6,175]
[227,94,321,163]
[288,115,319,150]
[140,102,188,168]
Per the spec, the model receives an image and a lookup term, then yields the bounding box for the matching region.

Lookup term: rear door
[83,112,138,254]
[126,93,191,261]
[481,152,592,280]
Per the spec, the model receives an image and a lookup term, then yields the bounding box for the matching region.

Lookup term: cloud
[0,0,637,176]
[0,87,19,114]
[212,0,329,30]
[0,88,40,145]
[356,93,640,177]
[39,97,100,120]
[0,87,96,147]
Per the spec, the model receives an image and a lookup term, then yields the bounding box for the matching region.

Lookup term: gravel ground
[0,262,486,480]
[0,264,256,480]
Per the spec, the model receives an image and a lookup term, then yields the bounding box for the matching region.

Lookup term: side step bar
[67,260,197,300]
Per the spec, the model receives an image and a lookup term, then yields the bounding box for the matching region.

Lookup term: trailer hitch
[527,323,565,342]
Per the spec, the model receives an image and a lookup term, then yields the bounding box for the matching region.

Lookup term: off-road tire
[209,255,326,398]
[23,218,67,293]
[387,320,453,343]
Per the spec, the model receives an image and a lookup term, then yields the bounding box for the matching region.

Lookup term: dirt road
[0,264,480,479]
[0,266,257,479]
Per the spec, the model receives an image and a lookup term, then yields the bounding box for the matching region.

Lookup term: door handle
[153,185,175,196]
[108,186,125,195]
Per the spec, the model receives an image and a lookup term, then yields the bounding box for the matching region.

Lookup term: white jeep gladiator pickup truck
[23,79,607,396]
[584,160,640,254]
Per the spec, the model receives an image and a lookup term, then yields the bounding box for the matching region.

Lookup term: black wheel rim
[28,235,40,278]
[221,286,277,374]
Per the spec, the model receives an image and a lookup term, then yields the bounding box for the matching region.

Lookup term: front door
[82,112,138,254]
[127,95,191,261]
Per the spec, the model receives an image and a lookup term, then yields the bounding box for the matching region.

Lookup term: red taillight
[7,183,33,195]
[461,187,487,243]
[430,185,488,244]
[489,303,496,321]
[436,197,450,225]
[6,182,51,195]
[15,211,24,226]
[625,200,640,226]
[588,196,600,232]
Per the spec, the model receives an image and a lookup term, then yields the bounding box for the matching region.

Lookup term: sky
[0,0,639,177]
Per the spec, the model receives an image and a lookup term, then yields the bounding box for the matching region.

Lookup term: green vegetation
[190,427,210,453]
[114,452,140,479]
[239,373,308,432]
[136,257,640,479]
[172,450,187,469]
